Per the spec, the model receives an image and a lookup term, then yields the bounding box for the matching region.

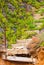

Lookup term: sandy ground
[36,48,44,65]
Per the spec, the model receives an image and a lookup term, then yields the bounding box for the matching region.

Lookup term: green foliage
[40,42,44,46]
[0,0,44,47]
[32,1,41,8]
[38,8,44,14]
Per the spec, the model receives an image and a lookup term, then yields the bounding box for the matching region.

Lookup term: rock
[36,47,44,65]
[7,3,15,11]
[33,14,44,20]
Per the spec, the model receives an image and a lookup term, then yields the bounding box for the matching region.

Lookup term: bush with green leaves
[0,0,44,48]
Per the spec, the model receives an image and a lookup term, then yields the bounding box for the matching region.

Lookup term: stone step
[2,55,36,63]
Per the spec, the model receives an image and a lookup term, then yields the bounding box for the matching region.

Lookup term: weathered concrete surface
[0,56,33,65]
